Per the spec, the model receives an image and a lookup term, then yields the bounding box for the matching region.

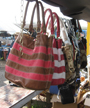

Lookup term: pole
[86,22,90,83]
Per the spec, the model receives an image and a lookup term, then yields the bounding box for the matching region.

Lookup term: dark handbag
[60,84,74,104]
[58,76,80,104]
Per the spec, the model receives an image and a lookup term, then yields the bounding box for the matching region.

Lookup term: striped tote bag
[5,1,54,90]
[45,11,66,85]
[51,38,66,85]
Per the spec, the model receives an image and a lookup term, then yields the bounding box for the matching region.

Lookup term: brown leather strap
[39,2,46,33]
[29,1,46,33]
[22,1,30,28]
[36,0,40,32]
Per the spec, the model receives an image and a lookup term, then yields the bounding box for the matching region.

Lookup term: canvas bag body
[51,38,66,85]
[5,1,54,90]
[59,19,76,82]
[45,11,66,85]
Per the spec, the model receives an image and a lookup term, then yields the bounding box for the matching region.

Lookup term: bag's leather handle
[46,12,60,37]
[29,1,46,33]
[44,9,54,35]
[22,0,40,29]
[36,0,40,32]
[22,1,30,28]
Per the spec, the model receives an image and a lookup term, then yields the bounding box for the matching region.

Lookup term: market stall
[0,0,90,108]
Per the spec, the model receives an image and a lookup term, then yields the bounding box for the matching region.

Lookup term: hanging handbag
[62,19,82,82]
[68,20,80,78]
[5,1,54,90]
[60,83,74,104]
[45,11,66,85]
[61,19,81,89]
[60,19,76,82]
[70,19,87,69]
[62,44,76,82]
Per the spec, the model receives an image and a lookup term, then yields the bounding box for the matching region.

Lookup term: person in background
[0,41,4,60]
[0,50,3,60]
[6,32,19,60]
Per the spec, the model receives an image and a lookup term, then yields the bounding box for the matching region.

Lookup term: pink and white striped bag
[52,38,66,85]
[45,11,66,85]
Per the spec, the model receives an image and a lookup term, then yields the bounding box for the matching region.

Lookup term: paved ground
[0,60,8,87]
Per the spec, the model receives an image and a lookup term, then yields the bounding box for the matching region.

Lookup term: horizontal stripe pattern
[10,48,54,61]
[53,48,63,55]
[54,54,65,61]
[5,65,53,81]
[5,72,51,90]
[13,42,53,55]
[51,38,65,85]
[53,54,64,61]
[52,72,65,79]
[54,60,65,67]
[54,66,65,73]
[8,53,54,68]
[51,78,65,85]
[6,60,54,74]
[5,34,54,90]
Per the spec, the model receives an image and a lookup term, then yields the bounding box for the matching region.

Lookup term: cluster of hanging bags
[44,9,66,85]
[5,1,54,90]
[5,0,87,93]
[5,1,66,90]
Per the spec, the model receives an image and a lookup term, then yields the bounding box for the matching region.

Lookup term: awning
[0,22,21,34]
[27,0,90,22]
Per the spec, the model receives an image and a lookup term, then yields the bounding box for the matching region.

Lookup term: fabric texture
[5,1,54,90]
[51,38,65,85]
[45,11,66,85]
[62,45,76,82]
[5,33,54,90]
[78,40,87,69]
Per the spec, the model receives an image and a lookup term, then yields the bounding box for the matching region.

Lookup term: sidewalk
[0,60,6,67]
[0,60,8,87]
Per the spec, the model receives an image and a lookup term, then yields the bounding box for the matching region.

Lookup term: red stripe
[53,54,58,60]
[61,55,65,61]
[51,78,65,85]
[57,39,62,48]
[5,65,53,81]
[13,42,52,55]
[53,38,57,48]
[54,66,65,73]
[8,53,54,68]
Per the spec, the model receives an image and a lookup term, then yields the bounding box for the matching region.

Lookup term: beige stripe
[6,60,54,74]
[10,48,54,61]
[5,71,51,90]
